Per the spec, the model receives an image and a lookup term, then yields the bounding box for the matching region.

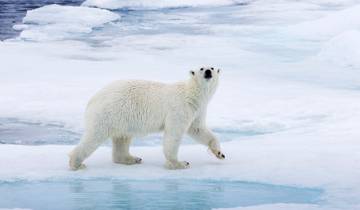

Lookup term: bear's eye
[200,68,204,71]
[211,67,214,70]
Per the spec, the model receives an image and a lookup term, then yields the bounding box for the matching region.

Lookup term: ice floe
[16,4,120,41]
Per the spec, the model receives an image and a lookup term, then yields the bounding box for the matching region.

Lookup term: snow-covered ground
[1,0,360,209]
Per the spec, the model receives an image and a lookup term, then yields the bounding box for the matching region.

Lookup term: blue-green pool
[0,179,323,210]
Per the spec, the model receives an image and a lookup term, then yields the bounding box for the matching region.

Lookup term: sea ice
[82,0,251,10]
[16,4,120,41]
[286,4,360,40]
[317,30,360,69]
[1,1,360,209]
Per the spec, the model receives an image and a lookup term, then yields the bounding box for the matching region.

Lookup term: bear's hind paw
[69,163,86,171]
[69,154,86,171]
[114,155,142,165]
[165,160,190,170]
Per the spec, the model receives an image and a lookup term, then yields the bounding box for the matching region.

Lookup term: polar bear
[69,66,225,170]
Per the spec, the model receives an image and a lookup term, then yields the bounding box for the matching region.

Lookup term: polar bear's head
[190,66,220,91]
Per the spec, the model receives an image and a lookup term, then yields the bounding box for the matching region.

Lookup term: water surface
[0,179,323,210]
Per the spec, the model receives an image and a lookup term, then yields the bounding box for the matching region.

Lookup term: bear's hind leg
[112,137,142,165]
[69,131,106,170]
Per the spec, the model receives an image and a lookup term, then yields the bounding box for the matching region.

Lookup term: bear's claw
[135,157,142,164]
[213,150,226,160]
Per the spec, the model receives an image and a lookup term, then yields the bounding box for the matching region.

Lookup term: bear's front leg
[188,126,225,160]
[163,130,190,170]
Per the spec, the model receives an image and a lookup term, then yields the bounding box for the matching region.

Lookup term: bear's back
[85,80,185,136]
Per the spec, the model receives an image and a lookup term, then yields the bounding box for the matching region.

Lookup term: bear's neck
[185,79,215,112]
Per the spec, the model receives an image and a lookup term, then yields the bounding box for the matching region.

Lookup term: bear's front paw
[211,149,225,160]
[114,155,142,165]
[165,160,190,170]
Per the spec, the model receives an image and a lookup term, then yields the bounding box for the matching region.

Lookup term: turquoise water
[0,179,323,210]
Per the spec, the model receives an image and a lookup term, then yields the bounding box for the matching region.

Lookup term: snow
[82,0,250,10]
[286,4,360,40]
[1,131,360,190]
[0,209,31,210]
[317,30,360,69]
[16,4,120,41]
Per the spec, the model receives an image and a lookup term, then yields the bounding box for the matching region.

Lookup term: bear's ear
[190,70,195,76]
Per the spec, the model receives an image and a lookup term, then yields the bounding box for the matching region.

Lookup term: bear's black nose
[204,69,212,79]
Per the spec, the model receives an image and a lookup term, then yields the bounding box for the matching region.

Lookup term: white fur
[69,66,224,170]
